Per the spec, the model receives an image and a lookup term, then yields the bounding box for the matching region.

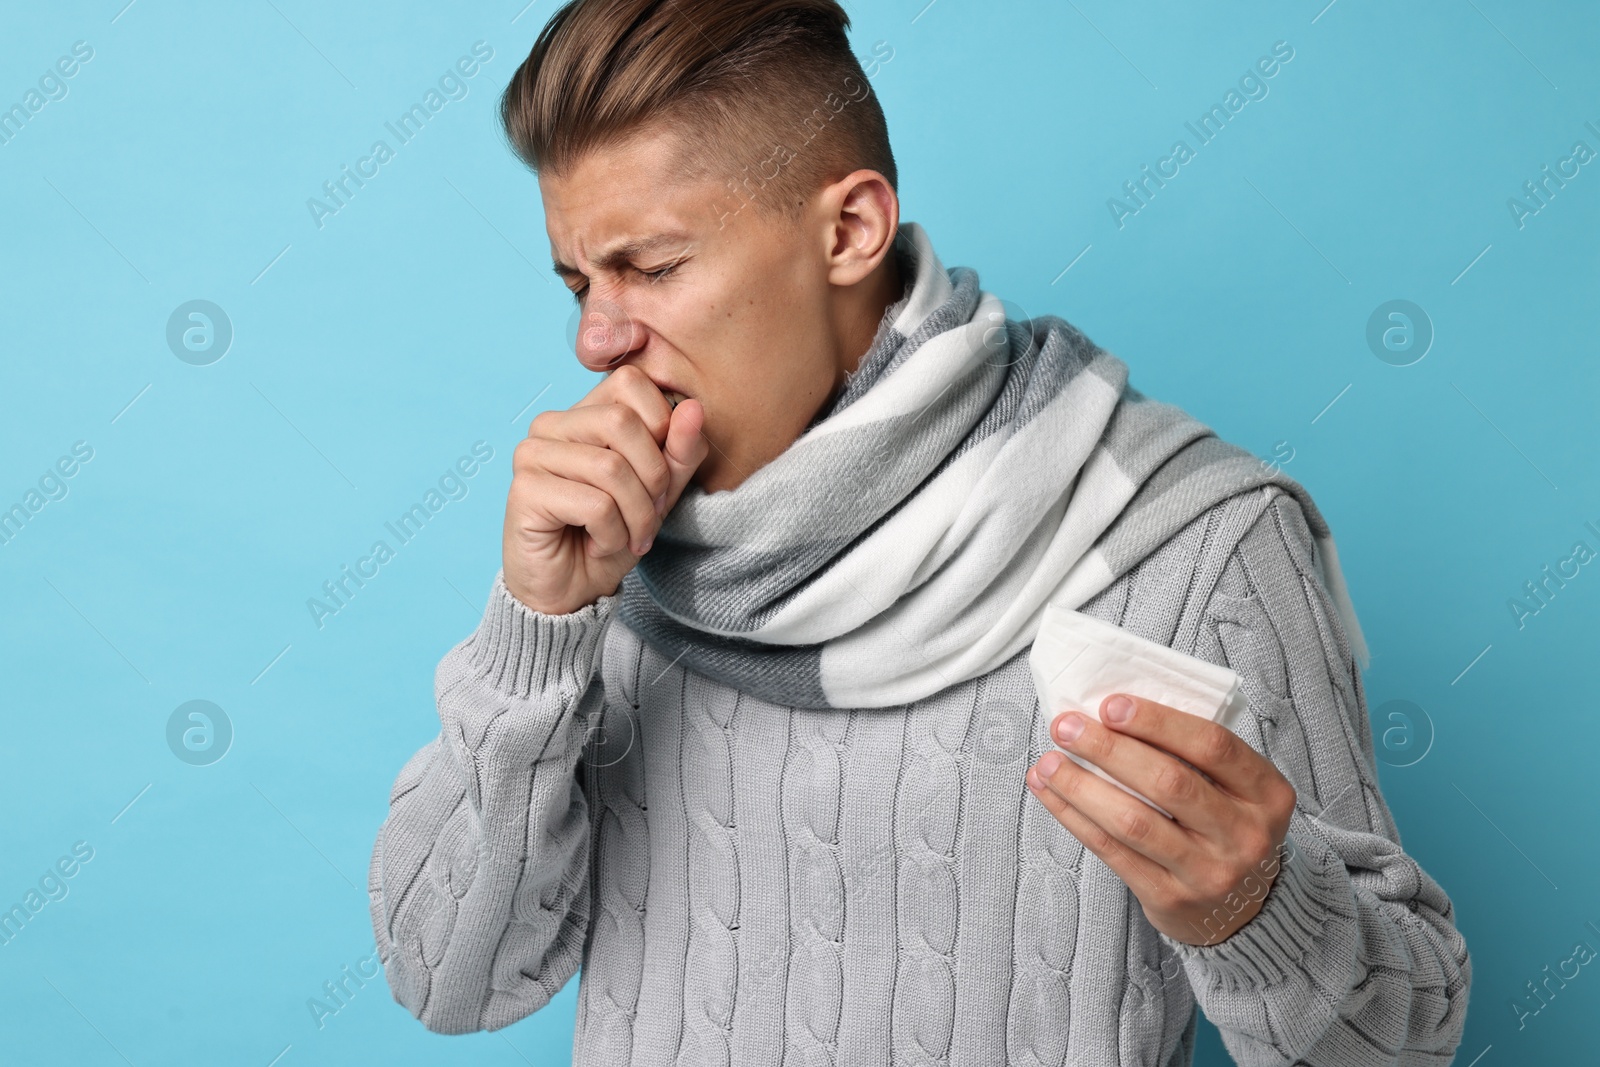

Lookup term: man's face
[540,125,847,494]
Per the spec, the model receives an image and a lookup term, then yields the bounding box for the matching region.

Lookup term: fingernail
[639,537,653,554]
[1055,712,1085,744]
[1103,695,1134,724]
[1038,751,1065,776]
[654,493,667,516]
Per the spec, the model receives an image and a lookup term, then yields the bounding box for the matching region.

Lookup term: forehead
[540,126,716,266]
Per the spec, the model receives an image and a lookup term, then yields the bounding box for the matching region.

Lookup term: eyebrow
[551,233,691,279]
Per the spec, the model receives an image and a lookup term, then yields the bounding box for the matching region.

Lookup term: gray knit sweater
[367,485,1471,1065]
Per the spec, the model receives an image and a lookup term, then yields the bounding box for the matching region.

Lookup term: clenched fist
[502,364,709,615]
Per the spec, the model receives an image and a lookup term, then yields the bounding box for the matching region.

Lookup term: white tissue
[1028,602,1248,819]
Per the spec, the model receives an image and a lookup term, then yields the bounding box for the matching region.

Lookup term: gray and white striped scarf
[616,221,1370,710]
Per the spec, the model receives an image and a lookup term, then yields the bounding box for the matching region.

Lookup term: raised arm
[1163,489,1472,1065]
[366,349,706,1032]
[367,572,618,1034]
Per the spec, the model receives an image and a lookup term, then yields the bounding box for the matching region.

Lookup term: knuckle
[1172,883,1207,914]
[583,491,613,526]
[597,448,630,482]
[513,436,542,468]
[1151,762,1193,806]
[1200,726,1235,767]
[1200,863,1239,902]
[1145,879,1183,914]
[1242,830,1274,867]
[602,402,633,433]
[1117,807,1154,844]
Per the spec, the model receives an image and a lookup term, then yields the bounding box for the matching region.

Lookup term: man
[367,2,1472,1064]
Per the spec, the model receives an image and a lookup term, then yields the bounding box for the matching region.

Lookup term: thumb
[658,398,710,514]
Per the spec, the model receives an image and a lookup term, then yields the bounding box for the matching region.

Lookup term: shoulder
[1206,485,1357,671]
[1231,486,1324,583]
[1196,487,1371,749]
[1080,483,1364,705]
[1077,485,1310,648]
[1165,482,1331,614]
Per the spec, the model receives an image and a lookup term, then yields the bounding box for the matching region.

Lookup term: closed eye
[567,262,678,303]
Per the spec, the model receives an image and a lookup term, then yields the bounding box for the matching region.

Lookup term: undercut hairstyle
[499,0,896,228]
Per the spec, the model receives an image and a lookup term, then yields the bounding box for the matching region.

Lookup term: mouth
[662,388,689,409]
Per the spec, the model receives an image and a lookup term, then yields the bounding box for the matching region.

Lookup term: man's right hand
[502,364,709,616]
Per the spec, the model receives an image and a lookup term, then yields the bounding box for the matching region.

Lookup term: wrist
[470,570,619,699]
[1157,843,1285,947]
[1158,824,1358,992]
[502,571,614,617]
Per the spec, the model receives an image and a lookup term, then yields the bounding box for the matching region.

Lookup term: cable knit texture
[367,485,1471,1065]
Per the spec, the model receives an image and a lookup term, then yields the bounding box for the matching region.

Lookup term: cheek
[670,267,815,414]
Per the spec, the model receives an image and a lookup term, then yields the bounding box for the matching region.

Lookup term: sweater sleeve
[1159,488,1472,1066]
[367,569,618,1034]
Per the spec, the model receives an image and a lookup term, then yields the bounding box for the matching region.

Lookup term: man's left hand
[1025,692,1295,947]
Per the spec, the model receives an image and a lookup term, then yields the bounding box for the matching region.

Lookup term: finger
[1025,762,1174,898]
[1027,748,1194,871]
[525,437,662,556]
[531,400,674,509]
[521,468,634,558]
[1094,693,1275,801]
[658,398,709,513]
[1050,710,1228,836]
[574,364,673,444]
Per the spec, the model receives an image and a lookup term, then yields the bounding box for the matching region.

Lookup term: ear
[821,169,900,287]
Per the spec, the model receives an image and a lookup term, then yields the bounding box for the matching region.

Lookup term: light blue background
[2,0,1595,1063]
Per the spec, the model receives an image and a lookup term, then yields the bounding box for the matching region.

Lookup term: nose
[573,294,642,372]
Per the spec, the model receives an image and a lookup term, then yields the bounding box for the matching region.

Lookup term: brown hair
[499,0,896,227]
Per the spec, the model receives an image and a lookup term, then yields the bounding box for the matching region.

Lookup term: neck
[697,250,906,496]
[824,248,905,411]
